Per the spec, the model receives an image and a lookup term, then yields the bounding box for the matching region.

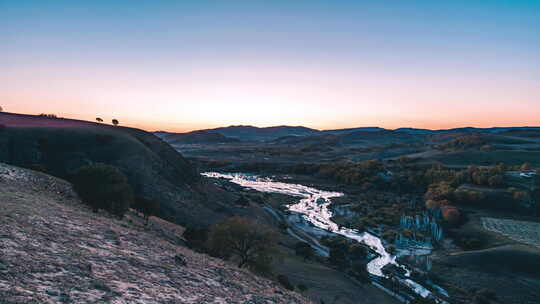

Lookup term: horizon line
[2,111,540,134]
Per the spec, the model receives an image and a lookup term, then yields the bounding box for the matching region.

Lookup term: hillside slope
[0,163,310,303]
[0,112,232,226]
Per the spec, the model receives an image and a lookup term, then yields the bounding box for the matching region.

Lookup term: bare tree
[112,119,119,126]
[207,216,277,272]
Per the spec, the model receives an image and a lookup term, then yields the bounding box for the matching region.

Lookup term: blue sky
[1,0,539,131]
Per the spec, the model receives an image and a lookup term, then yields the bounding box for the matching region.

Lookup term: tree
[133,197,160,225]
[425,182,455,201]
[112,119,119,126]
[0,106,3,112]
[96,117,103,123]
[72,163,133,218]
[521,162,532,171]
[183,226,209,249]
[441,205,461,224]
[488,175,504,187]
[349,243,368,260]
[328,243,349,269]
[207,216,278,272]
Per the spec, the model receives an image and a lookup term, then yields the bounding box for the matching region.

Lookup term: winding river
[202,172,434,299]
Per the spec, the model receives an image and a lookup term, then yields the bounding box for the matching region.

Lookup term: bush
[425,182,455,201]
[294,242,315,261]
[441,205,461,224]
[133,196,160,224]
[277,274,294,291]
[183,226,209,249]
[207,216,278,273]
[72,163,133,218]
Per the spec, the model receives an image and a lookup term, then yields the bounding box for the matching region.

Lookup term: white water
[203,172,401,276]
[203,172,437,299]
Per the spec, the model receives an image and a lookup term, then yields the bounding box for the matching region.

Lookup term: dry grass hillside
[0,163,310,304]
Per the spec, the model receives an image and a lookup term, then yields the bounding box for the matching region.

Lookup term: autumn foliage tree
[521,162,532,171]
[207,216,278,273]
[441,205,461,224]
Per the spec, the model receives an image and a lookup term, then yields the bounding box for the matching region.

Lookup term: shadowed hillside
[0,112,232,226]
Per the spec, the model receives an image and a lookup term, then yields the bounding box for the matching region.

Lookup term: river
[202,172,437,300]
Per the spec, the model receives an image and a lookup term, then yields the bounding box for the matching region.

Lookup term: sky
[1,0,539,132]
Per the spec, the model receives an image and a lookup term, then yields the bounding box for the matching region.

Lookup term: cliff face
[0,163,310,303]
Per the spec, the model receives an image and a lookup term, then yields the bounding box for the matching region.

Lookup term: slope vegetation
[0,163,309,303]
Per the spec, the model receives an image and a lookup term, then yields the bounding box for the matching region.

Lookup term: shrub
[521,162,532,171]
[72,163,133,218]
[297,284,308,292]
[207,216,278,273]
[38,113,58,118]
[133,196,160,224]
[425,199,440,210]
[441,205,461,224]
[488,175,504,187]
[234,195,249,206]
[294,242,315,261]
[182,226,209,249]
[277,274,294,291]
[425,182,455,201]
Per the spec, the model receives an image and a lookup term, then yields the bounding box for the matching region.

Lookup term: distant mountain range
[155,130,241,144]
[156,125,540,143]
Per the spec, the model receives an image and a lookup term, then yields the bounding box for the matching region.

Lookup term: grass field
[482,217,540,249]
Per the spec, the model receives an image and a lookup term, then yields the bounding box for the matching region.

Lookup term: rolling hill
[155,130,240,144]
[0,112,233,226]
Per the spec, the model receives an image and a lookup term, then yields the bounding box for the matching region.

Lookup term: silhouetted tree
[112,119,119,126]
[72,163,133,218]
[96,117,103,123]
[0,106,3,112]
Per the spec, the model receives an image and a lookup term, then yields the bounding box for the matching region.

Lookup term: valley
[1,112,539,304]
[160,125,540,304]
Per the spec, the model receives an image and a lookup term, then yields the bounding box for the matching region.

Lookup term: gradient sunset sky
[1,0,539,132]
